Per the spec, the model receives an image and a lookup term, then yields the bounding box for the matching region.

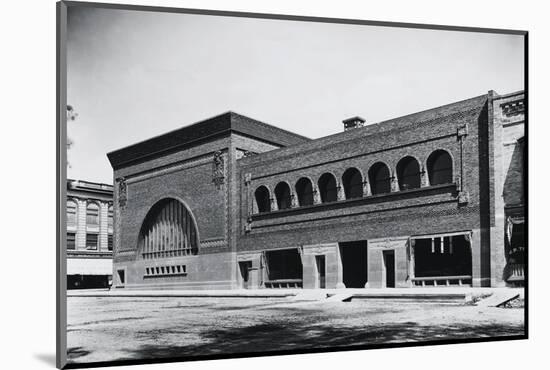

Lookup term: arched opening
[396,156,421,190]
[295,177,314,206]
[342,167,363,199]
[138,198,199,258]
[274,182,292,210]
[427,150,453,185]
[254,186,271,213]
[368,162,391,195]
[318,173,338,203]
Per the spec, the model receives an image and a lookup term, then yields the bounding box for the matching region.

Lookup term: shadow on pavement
[121,321,525,361]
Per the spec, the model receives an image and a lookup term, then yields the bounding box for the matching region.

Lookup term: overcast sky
[67,6,524,184]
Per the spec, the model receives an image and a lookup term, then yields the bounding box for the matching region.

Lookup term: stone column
[99,201,109,252]
[421,166,430,187]
[76,199,87,250]
[337,183,345,201]
[391,172,400,192]
[290,193,298,208]
[363,180,372,197]
[312,186,321,205]
[270,197,278,211]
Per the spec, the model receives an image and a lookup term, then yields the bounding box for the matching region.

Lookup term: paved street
[67,295,524,364]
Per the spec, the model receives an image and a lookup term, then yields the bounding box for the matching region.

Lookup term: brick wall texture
[108,91,525,289]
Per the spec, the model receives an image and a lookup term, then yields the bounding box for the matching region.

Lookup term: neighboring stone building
[107,90,525,290]
[66,179,114,289]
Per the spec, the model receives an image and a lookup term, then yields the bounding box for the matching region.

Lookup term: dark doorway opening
[264,249,303,288]
[239,261,252,289]
[413,236,472,278]
[340,241,368,288]
[383,250,395,288]
[315,255,326,289]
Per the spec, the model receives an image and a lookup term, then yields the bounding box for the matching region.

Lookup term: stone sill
[252,183,457,221]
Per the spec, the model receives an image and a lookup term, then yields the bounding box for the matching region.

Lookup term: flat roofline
[107,111,310,157]
[107,111,311,169]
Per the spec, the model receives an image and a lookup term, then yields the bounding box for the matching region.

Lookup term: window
[108,205,113,229]
[342,168,363,199]
[274,182,292,210]
[67,200,77,227]
[67,232,76,250]
[86,203,99,227]
[138,198,199,257]
[254,186,271,213]
[427,150,453,185]
[295,177,314,206]
[318,173,338,203]
[86,233,98,250]
[396,156,421,190]
[368,162,391,195]
[108,234,113,251]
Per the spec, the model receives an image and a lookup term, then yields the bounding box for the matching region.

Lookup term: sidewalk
[67,287,524,300]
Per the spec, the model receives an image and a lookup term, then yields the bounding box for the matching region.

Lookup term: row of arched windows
[254,150,453,213]
[67,199,114,228]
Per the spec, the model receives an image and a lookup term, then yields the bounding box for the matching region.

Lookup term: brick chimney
[342,116,366,131]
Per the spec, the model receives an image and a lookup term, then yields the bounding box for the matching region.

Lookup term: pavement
[66,293,525,364]
[67,287,525,302]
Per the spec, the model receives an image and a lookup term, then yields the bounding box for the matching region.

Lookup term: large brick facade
[107,92,525,290]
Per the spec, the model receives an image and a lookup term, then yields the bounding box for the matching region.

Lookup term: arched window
[138,198,199,257]
[396,156,421,190]
[318,173,338,203]
[295,177,314,206]
[86,203,99,227]
[67,199,77,227]
[342,168,363,199]
[254,186,271,213]
[427,150,453,185]
[368,162,391,195]
[275,182,292,210]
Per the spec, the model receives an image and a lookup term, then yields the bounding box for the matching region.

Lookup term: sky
[67,6,524,184]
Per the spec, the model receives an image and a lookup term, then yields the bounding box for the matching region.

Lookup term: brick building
[66,179,114,289]
[106,90,525,290]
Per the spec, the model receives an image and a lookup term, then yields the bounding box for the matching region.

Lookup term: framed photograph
[57,1,527,368]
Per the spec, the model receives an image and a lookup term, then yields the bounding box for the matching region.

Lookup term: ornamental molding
[212,150,225,189]
[116,177,127,208]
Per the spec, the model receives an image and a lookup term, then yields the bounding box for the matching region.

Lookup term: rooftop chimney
[342,116,366,131]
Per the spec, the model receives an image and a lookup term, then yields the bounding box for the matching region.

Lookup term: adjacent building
[106,90,525,290]
[66,179,114,289]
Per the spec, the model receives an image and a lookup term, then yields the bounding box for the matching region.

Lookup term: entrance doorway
[383,250,395,288]
[340,241,368,288]
[315,255,326,289]
[239,261,252,289]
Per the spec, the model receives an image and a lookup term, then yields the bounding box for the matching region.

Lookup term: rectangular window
[86,233,98,250]
[108,234,113,251]
[86,204,100,227]
[67,232,76,250]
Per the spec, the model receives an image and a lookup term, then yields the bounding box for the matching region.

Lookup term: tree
[67,105,78,167]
